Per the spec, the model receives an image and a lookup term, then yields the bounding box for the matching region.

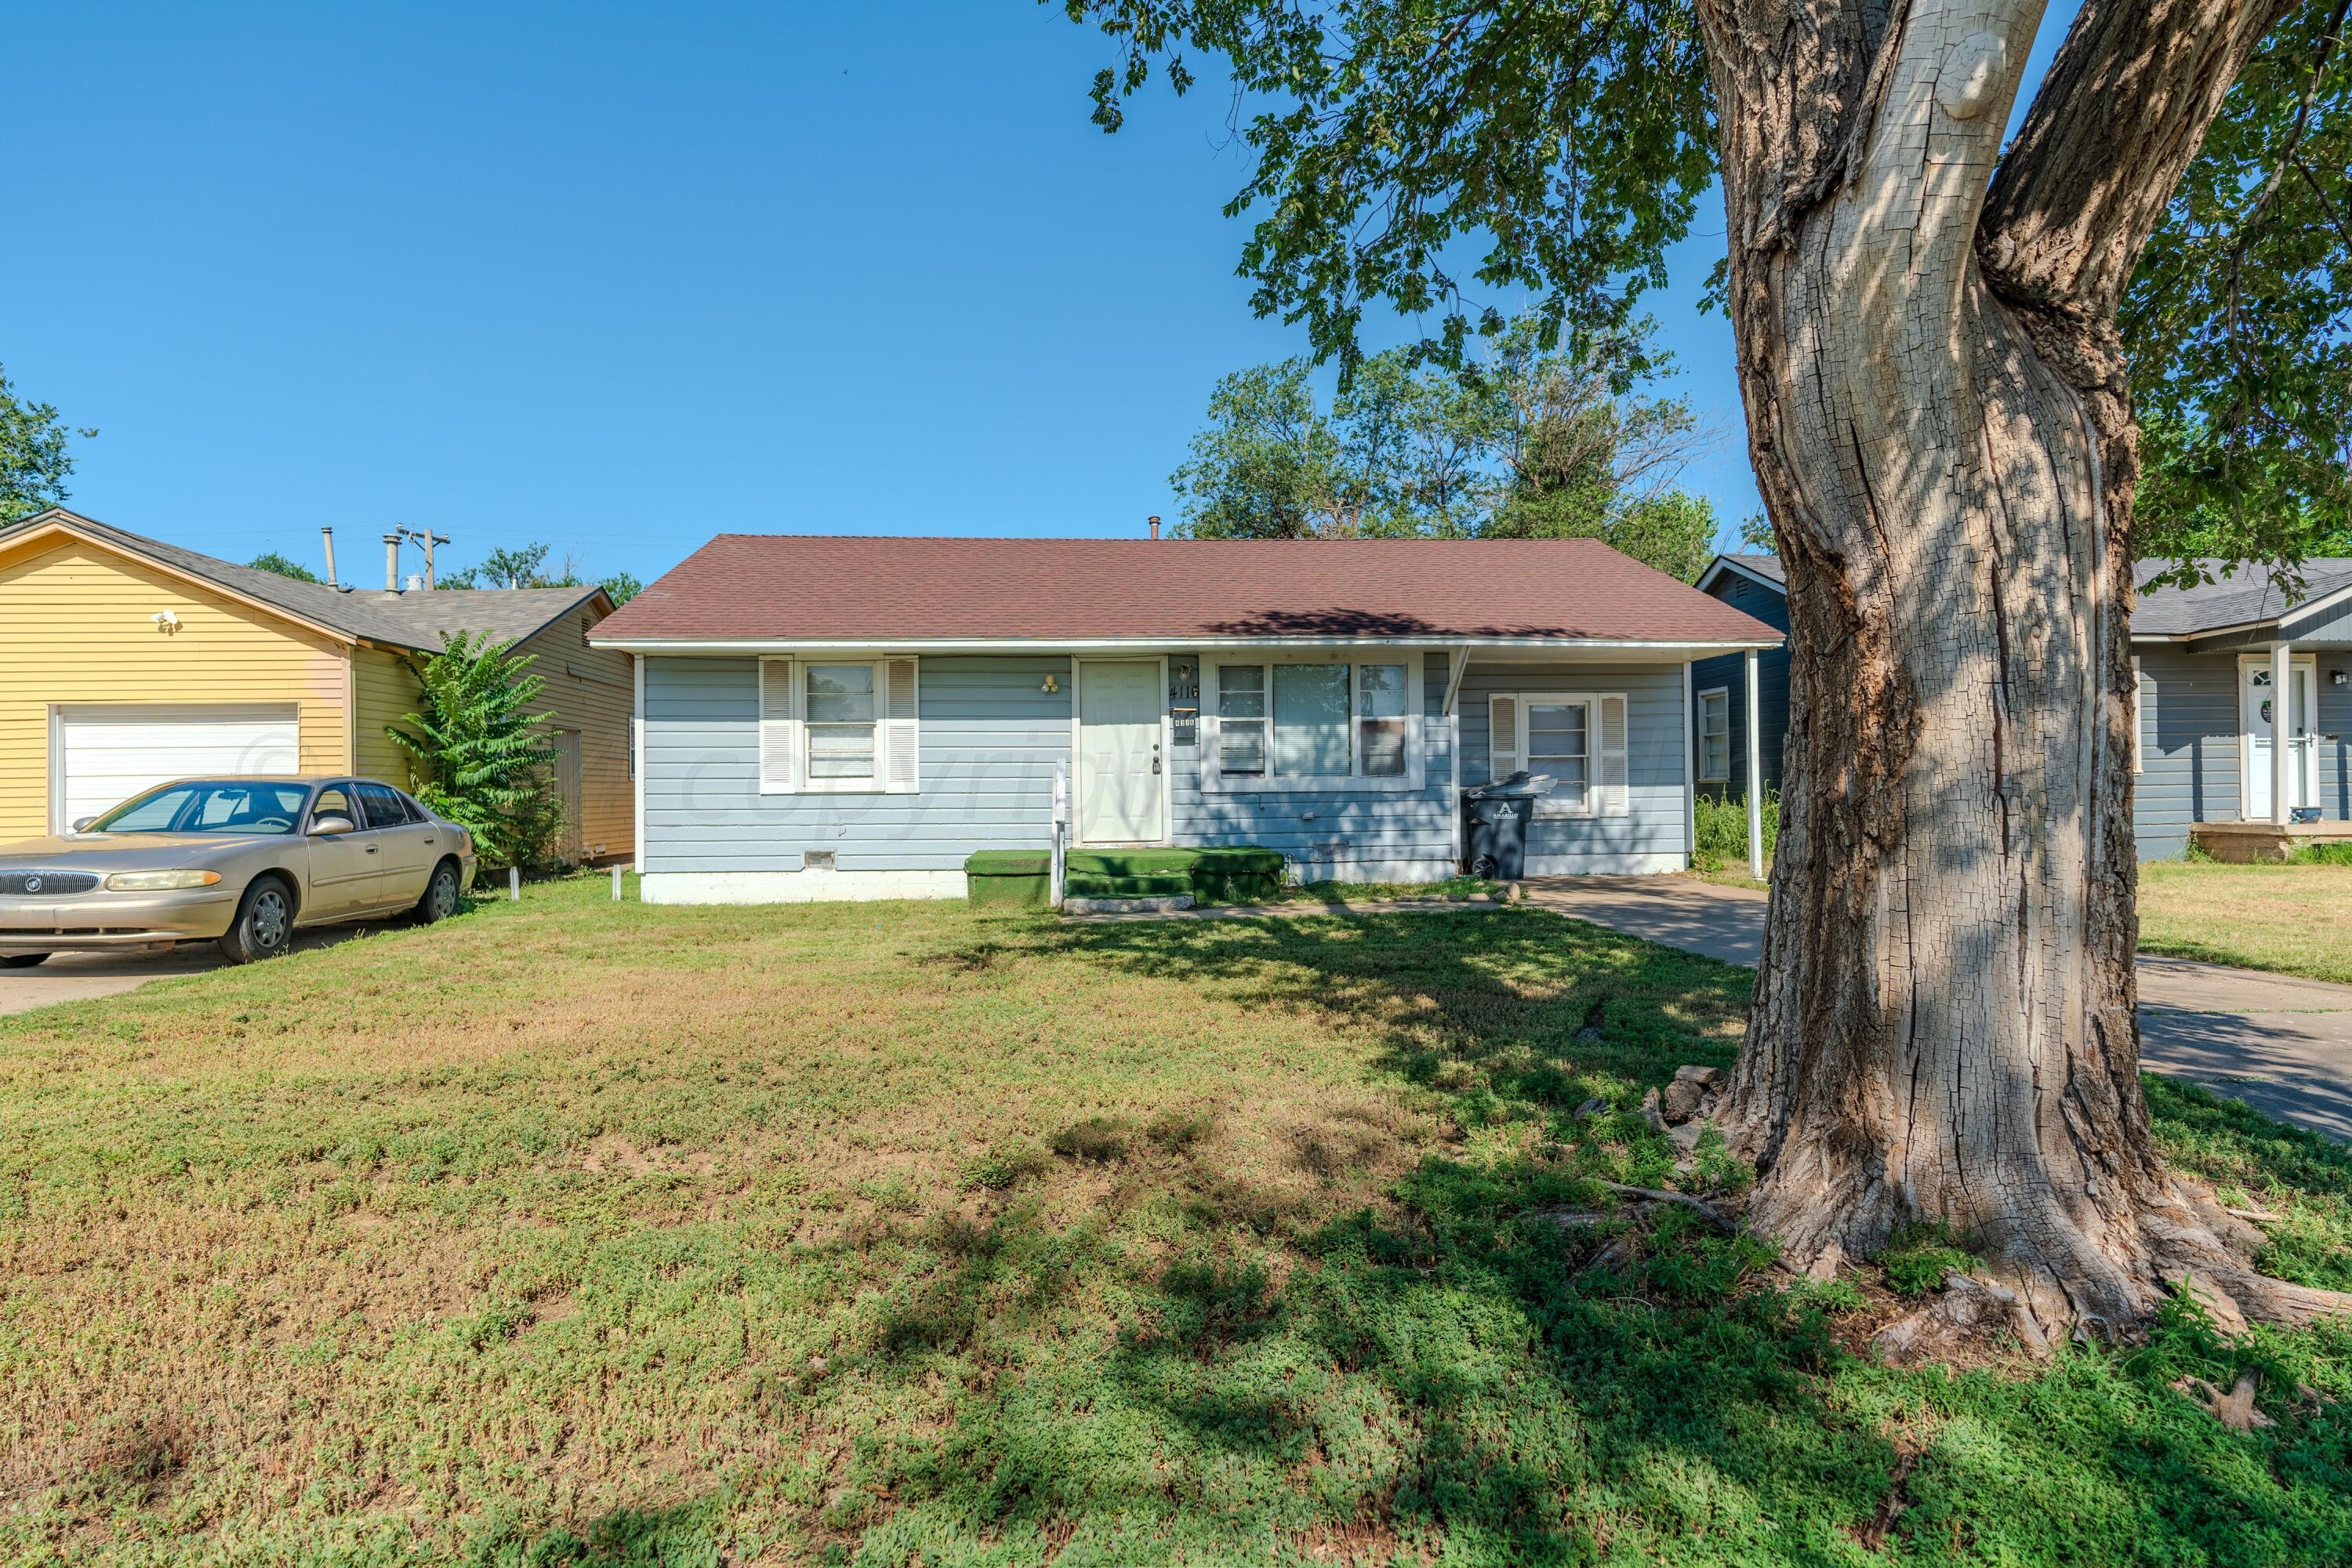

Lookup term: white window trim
[1697,685,1731,782]
[1486,689,1630,818]
[758,655,919,796]
[1198,652,1425,793]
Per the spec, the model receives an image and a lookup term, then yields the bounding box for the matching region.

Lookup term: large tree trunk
[1694,0,2310,1336]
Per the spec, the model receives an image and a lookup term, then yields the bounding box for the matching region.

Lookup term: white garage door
[56,706,302,830]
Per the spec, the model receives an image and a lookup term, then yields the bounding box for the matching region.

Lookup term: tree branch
[1979,0,2300,321]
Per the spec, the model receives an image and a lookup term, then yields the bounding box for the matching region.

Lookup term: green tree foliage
[247,550,321,583]
[1062,0,1715,375]
[1061,0,2348,584]
[0,365,96,524]
[2126,0,2352,586]
[441,542,642,604]
[387,631,563,871]
[1171,318,1719,576]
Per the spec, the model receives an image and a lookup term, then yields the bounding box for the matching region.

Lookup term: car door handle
[365,844,379,854]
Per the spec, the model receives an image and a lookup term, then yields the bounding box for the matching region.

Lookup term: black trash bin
[1461,771,1553,880]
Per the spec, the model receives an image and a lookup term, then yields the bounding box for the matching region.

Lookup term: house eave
[589,633,1785,657]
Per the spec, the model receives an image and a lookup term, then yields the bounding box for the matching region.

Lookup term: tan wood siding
[0,538,352,838]
[514,605,634,861]
[352,646,427,790]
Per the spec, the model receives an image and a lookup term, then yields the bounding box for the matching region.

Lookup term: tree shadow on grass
[848,909,2352,1566]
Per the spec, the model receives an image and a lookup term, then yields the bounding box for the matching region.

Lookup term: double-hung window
[1697,688,1730,782]
[757,656,920,794]
[1486,689,1628,816]
[1203,655,1423,789]
[806,663,878,782]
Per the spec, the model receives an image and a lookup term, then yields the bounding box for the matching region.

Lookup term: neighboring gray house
[1690,552,2352,861]
[591,535,1781,902]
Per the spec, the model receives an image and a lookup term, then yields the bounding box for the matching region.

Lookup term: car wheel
[219,877,296,964]
[0,953,49,968]
[413,858,463,924]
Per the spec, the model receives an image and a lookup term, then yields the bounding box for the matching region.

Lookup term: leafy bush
[1692,789,1779,873]
[387,630,564,871]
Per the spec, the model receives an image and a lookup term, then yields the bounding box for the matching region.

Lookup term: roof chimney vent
[1147,515,1161,542]
[383,533,401,595]
[321,526,338,587]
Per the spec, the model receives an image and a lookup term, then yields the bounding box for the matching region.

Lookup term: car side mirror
[308,815,358,837]
[69,816,96,833]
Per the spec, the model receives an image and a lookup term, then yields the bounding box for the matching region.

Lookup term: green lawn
[2139,861,2352,985]
[4,880,2352,1566]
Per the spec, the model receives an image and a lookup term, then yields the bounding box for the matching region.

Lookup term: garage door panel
[58,706,301,829]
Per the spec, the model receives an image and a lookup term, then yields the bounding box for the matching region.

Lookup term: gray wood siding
[2136,646,2352,858]
[1167,653,1456,878]
[641,654,1070,874]
[2134,646,2250,859]
[1692,572,1788,797]
[2285,593,2352,648]
[1459,660,1690,869]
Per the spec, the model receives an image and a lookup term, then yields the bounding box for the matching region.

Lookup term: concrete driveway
[1523,876,2352,1142]
[0,926,368,1017]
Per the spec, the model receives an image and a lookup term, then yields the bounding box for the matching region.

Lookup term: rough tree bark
[1696,0,2339,1336]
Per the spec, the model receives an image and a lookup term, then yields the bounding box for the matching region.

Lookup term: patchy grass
[2,880,2350,1565]
[2139,860,2352,984]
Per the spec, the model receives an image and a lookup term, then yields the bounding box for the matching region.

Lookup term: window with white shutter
[1491,689,1629,816]
[760,655,918,795]
[758,657,799,793]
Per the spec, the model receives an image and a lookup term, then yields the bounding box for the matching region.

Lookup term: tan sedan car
[0,775,477,967]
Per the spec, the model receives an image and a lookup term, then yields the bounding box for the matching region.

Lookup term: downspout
[1682,661,1696,866]
[1744,648,1765,879]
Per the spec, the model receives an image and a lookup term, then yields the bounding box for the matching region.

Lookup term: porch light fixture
[1041,673,1060,694]
[2334,669,2348,688]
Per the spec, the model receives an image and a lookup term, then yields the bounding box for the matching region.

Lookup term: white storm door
[2241,657,2317,819]
[1076,661,1163,844]
[56,705,300,831]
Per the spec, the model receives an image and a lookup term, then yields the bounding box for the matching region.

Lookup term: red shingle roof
[593,535,1782,644]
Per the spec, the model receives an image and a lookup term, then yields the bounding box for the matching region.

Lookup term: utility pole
[397,526,452,589]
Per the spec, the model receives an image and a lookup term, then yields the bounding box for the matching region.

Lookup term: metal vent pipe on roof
[321,527,338,587]
[383,533,401,593]
[1148,515,1160,541]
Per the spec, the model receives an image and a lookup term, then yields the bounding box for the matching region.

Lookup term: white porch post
[2272,638,2294,826]
[1682,661,1697,865]
[1744,648,1765,879]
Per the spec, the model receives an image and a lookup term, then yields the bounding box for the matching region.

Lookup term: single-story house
[589,535,1783,902]
[0,508,635,859]
[1690,550,2352,861]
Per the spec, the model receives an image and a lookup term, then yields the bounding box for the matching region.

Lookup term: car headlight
[103,869,223,891]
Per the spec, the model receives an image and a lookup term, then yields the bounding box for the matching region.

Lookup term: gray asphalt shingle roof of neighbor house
[2,509,608,652]
[593,535,1785,645]
[2131,557,2352,637]
[1701,550,2352,639]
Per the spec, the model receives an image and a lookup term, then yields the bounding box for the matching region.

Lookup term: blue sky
[7,1,2075,589]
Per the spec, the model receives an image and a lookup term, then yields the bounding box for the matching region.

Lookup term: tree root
[2174,1370,2274,1432]
[1873,1272,2050,1363]
[2202,1269,2352,1330]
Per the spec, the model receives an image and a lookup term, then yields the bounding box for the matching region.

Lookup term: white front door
[56,704,300,830]
[1077,660,1163,844]
[2242,655,2318,819]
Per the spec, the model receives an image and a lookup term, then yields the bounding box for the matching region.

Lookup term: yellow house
[0,509,634,859]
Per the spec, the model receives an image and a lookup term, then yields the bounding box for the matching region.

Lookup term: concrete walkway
[0,926,366,1017]
[1522,876,2352,1142]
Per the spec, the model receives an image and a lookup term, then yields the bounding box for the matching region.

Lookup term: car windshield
[85,781,312,836]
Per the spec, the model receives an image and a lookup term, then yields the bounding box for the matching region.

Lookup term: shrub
[387,630,565,871]
[1692,789,1779,873]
